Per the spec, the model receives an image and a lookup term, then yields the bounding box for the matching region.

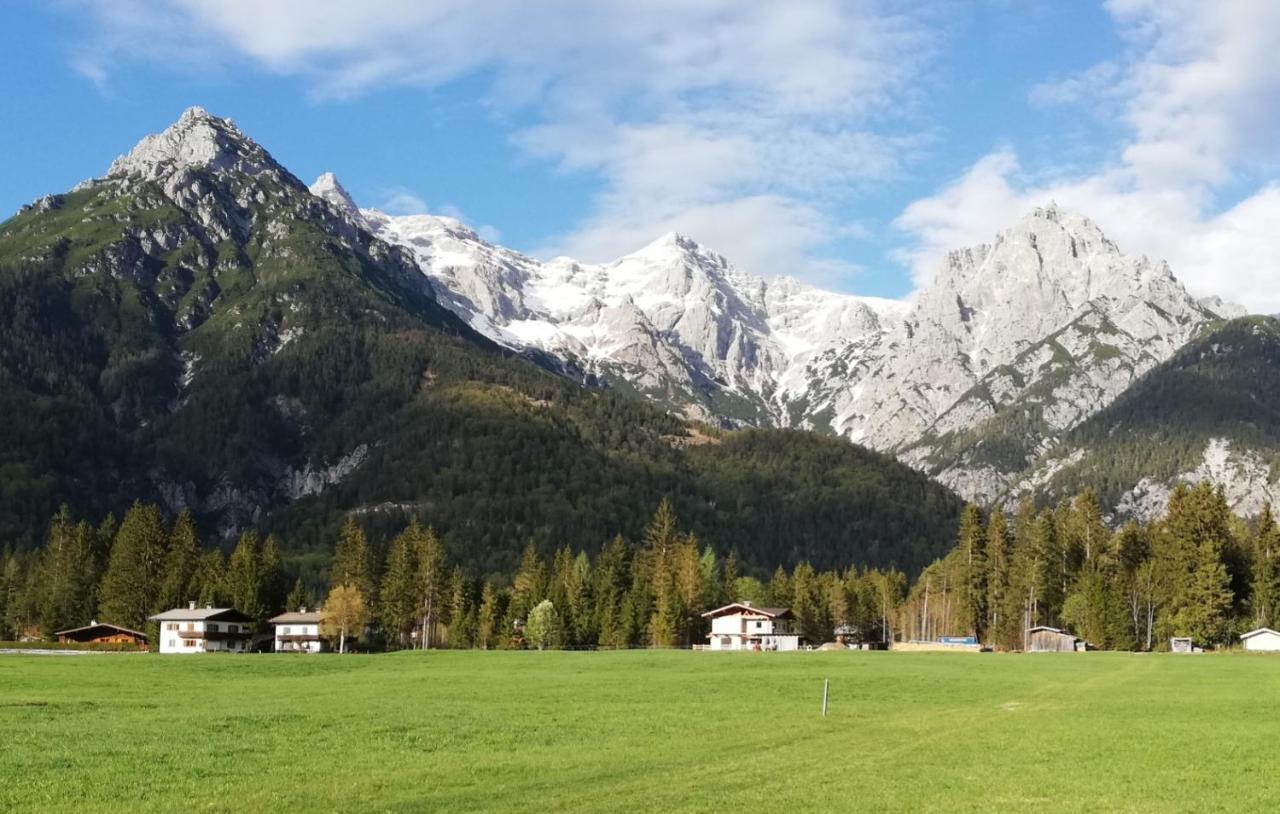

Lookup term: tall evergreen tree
[956,504,987,639]
[224,531,263,623]
[415,525,448,649]
[1250,503,1280,628]
[258,535,288,618]
[330,516,373,596]
[379,523,420,649]
[156,510,200,614]
[985,510,1013,647]
[98,502,169,630]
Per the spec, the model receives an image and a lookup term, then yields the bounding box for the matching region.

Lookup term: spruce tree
[258,535,288,618]
[415,525,448,648]
[1250,503,1280,628]
[475,582,500,650]
[224,531,263,623]
[985,510,1012,647]
[379,523,420,649]
[330,516,373,597]
[285,578,308,613]
[98,502,169,630]
[157,510,200,614]
[956,504,987,639]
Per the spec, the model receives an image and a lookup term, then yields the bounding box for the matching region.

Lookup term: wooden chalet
[54,621,149,649]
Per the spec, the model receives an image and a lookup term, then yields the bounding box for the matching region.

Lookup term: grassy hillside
[4,651,1280,813]
[0,123,962,576]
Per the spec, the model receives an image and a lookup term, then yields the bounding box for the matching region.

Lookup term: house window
[208,623,219,633]
[283,627,291,635]
[166,623,178,631]
[168,639,176,648]
[183,639,197,647]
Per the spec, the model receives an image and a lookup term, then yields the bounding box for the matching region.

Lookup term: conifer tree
[98,502,169,630]
[985,510,1012,647]
[224,531,263,623]
[285,577,308,613]
[415,525,448,649]
[157,510,200,614]
[444,568,474,648]
[258,535,288,618]
[193,549,227,608]
[594,535,631,648]
[38,508,98,636]
[330,516,373,597]
[956,504,987,639]
[1250,503,1280,628]
[475,581,500,650]
[379,523,420,649]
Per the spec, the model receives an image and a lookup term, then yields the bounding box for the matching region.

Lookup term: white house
[149,602,254,654]
[701,602,802,651]
[268,609,327,653]
[1240,627,1280,651]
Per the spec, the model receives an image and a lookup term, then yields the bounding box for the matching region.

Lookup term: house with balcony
[268,609,327,653]
[700,602,802,651]
[149,602,254,654]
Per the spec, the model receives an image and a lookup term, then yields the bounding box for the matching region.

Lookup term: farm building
[1240,628,1280,651]
[700,602,802,651]
[149,602,254,654]
[1026,626,1086,652]
[268,609,327,653]
[53,621,149,649]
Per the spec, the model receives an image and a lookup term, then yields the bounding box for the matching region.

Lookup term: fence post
[822,678,829,718]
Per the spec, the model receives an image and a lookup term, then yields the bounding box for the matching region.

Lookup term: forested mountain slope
[0,107,963,576]
[1011,317,1280,518]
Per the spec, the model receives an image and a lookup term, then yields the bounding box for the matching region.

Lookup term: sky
[2,1,1279,309]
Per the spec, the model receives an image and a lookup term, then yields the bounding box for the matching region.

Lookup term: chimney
[188,600,196,610]
[90,619,97,626]
[743,600,752,607]
[300,606,308,614]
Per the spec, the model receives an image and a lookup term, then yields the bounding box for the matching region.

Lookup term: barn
[54,621,149,649]
[1026,626,1085,652]
[1240,628,1280,652]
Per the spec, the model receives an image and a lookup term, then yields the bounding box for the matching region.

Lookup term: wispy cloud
[896,0,1280,311]
[66,0,939,281]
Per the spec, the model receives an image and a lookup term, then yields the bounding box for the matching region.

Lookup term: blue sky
[3,1,1279,308]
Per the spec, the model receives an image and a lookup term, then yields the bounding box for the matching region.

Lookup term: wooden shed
[54,621,149,649]
[1026,626,1084,652]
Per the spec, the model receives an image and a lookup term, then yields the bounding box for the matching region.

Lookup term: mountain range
[2,106,1276,573]
[0,107,964,577]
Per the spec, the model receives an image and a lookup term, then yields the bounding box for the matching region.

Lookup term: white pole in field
[822,678,829,718]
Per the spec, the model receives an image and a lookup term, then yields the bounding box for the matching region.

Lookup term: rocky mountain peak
[107,105,281,183]
[309,172,361,219]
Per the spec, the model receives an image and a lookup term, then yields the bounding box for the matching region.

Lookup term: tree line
[0,498,910,650]
[903,483,1274,650]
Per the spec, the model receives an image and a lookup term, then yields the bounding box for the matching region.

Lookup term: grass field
[2,650,1278,813]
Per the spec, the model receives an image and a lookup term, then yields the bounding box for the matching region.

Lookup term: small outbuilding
[1240,627,1280,652]
[54,621,149,649]
[1026,626,1085,652]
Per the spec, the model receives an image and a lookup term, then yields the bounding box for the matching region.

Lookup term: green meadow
[2,650,1277,813]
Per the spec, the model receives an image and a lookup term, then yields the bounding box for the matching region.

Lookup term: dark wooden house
[54,621,149,649]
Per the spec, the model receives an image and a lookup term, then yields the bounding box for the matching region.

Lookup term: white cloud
[68,0,938,281]
[376,189,429,216]
[897,0,1280,312]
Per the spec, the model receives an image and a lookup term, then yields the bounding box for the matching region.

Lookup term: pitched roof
[268,611,325,625]
[53,621,148,639]
[148,606,253,622]
[1240,627,1280,639]
[701,602,792,619]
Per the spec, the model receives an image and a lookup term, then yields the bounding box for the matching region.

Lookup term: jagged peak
[309,172,360,217]
[107,105,278,182]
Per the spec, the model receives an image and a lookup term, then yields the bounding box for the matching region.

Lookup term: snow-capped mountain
[316,174,1237,503]
[313,172,905,424]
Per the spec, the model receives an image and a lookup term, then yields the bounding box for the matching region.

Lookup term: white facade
[1241,628,1280,651]
[701,603,802,651]
[268,610,327,653]
[149,604,254,654]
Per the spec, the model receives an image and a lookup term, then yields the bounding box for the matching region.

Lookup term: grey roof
[268,611,325,625]
[148,606,253,622]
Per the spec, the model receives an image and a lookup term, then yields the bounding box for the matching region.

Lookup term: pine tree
[1174,540,1233,646]
[475,581,501,650]
[285,578,308,613]
[985,510,1012,647]
[594,535,630,648]
[38,508,98,636]
[379,523,420,649]
[224,531,263,624]
[258,535,288,618]
[956,504,987,639]
[193,550,226,608]
[445,568,474,648]
[330,516,373,596]
[1250,503,1280,628]
[98,502,169,630]
[415,525,448,649]
[157,510,200,614]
